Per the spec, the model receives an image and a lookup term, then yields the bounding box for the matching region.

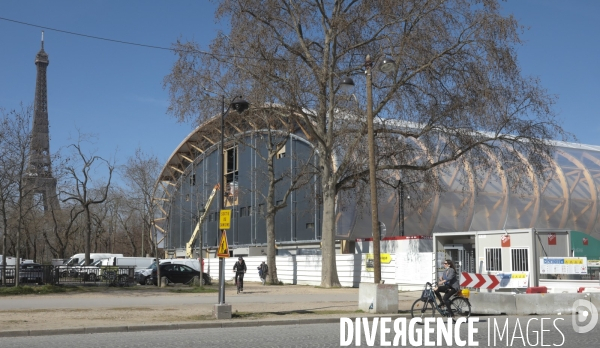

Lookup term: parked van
[0,255,19,266]
[58,253,123,278]
[62,253,123,266]
[104,257,156,271]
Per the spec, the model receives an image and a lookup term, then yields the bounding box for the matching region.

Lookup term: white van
[104,257,156,271]
[58,253,124,278]
[62,253,124,266]
[0,255,19,266]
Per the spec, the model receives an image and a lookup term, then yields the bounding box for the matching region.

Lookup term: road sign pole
[217,214,230,305]
[219,253,225,304]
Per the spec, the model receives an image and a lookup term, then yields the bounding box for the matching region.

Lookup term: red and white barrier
[460,272,501,290]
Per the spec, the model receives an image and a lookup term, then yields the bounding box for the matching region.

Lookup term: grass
[170,286,218,293]
[0,283,218,296]
[0,284,72,296]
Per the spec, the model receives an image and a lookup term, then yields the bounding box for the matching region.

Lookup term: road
[1,316,598,348]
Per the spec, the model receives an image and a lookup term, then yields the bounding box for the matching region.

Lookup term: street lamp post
[341,55,395,284]
[218,96,249,307]
[398,179,404,237]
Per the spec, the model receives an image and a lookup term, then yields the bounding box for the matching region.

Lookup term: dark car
[149,263,209,286]
[20,263,44,284]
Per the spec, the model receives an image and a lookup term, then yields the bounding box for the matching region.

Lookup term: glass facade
[338,142,600,241]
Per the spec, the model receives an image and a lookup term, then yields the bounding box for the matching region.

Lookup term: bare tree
[61,142,114,265]
[0,108,17,284]
[0,105,37,285]
[43,204,84,259]
[164,0,569,287]
[122,148,160,257]
[121,148,161,282]
[237,108,314,284]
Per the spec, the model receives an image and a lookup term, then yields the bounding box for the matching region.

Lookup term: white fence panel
[203,252,430,288]
[395,251,435,291]
[276,256,296,284]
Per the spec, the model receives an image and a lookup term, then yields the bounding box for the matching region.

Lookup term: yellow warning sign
[219,210,231,230]
[217,231,229,258]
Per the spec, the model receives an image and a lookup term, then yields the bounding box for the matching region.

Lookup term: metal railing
[0,265,135,287]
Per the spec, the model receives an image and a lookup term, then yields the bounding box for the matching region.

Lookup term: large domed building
[153,111,600,254]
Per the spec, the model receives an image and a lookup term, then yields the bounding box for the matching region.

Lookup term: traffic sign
[460,272,500,290]
[219,210,231,229]
[217,231,229,258]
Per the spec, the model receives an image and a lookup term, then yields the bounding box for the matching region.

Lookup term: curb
[0,314,412,338]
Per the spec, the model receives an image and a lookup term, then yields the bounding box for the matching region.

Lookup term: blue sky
[1,1,599,183]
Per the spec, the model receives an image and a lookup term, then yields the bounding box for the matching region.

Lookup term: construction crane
[186,184,220,259]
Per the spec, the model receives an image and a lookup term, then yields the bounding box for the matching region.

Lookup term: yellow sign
[564,258,583,264]
[365,253,392,271]
[219,209,231,229]
[217,231,229,258]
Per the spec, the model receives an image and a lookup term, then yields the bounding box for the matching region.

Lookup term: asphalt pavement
[1,317,598,348]
[0,284,422,338]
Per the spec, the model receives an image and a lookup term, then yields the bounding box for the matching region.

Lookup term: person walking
[434,259,459,318]
[233,256,247,291]
[257,261,268,285]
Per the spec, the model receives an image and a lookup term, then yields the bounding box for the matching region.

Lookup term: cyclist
[434,259,459,318]
[233,256,247,291]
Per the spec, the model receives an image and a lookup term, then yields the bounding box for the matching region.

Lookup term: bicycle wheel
[450,297,471,319]
[410,299,437,319]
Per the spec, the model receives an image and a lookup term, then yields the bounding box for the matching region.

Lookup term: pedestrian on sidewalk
[258,261,268,285]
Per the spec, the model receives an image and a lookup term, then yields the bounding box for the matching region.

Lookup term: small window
[485,248,502,271]
[306,222,314,229]
[191,174,196,186]
[511,248,528,272]
[240,207,246,217]
[208,213,212,222]
[277,146,286,159]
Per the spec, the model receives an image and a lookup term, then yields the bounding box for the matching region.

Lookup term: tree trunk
[320,176,340,288]
[265,211,277,284]
[1,213,7,285]
[85,207,92,265]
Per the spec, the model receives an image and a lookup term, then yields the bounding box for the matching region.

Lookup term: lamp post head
[380,57,397,73]
[230,98,250,113]
[339,77,355,92]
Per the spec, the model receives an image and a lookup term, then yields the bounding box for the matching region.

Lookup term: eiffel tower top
[29,30,52,178]
[35,31,48,65]
[24,31,60,212]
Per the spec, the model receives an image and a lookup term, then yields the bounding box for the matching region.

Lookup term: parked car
[135,261,211,286]
[136,262,210,286]
[20,263,44,284]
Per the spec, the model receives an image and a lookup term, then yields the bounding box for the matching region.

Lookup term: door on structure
[443,245,476,277]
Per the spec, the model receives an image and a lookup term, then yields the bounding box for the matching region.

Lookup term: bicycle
[410,282,471,320]
[234,272,243,294]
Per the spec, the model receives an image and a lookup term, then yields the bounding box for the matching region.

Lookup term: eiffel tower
[24,32,60,212]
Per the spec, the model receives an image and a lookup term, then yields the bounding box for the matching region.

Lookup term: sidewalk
[0,283,421,337]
